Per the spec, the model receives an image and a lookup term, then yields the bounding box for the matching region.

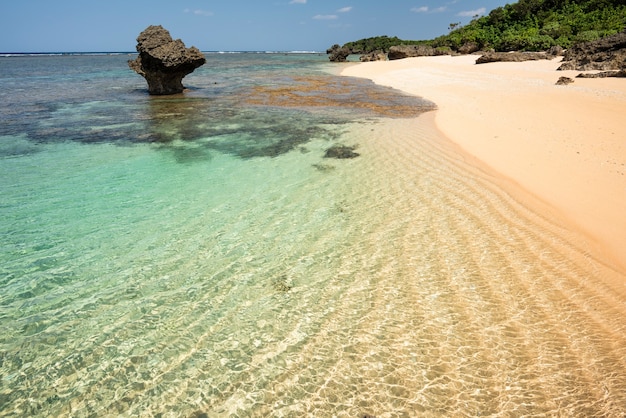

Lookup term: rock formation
[128,25,206,95]
[360,51,387,62]
[387,45,448,60]
[457,42,480,55]
[558,30,626,71]
[576,70,626,78]
[556,76,574,85]
[327,44,351,62]
[547,45,564,57]
[475,51,552,64]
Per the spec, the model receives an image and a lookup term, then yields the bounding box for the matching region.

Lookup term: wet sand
[342,55,626,273]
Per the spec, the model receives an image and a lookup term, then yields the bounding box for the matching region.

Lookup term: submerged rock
[271,275,293,293]
[324,145,359,159]
[312,163,336,172]
[128,25,206,95]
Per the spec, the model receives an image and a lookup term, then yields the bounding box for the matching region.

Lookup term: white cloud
[290,0,307,4]
[184,8,214,17]
[458,7,486,17]
[313,14,338,20]
[337,6,352,13]
[411,6,446,13]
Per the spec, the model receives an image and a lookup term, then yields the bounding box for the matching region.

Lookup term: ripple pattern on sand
[1,117,625,417]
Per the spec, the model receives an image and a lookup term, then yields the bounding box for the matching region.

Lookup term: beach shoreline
[342,55,626,274]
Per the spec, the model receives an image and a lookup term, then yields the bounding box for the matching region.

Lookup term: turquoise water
[1,54,626,417]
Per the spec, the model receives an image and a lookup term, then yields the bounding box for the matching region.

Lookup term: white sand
[343,55,626,272]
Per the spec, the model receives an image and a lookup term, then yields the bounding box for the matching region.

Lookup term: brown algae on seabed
[244,75,436,118]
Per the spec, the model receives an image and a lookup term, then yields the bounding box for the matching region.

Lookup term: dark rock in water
[388,45,447,60]
[558,30,626,71]
[475,52,552,64]
[556,76,574,85]
[128,25,206,95]
[324,145,359,159]
[576,70,626,78]
[312,163,336,172]
[271,275,293,293]
[327,44,351,62]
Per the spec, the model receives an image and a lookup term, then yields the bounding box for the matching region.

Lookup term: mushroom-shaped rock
[128,25,206,95]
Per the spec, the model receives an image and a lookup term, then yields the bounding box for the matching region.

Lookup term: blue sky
[1,0,513,52]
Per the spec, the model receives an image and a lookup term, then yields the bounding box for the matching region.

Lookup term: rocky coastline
[327,30,626,78]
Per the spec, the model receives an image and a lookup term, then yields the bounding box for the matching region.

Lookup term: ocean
[1,53,625,417]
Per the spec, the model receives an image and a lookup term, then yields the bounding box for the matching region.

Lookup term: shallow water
[1,54,625,417]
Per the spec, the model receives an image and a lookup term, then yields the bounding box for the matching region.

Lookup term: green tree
[338,0,626,54]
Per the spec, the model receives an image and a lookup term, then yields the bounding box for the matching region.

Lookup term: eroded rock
[576,70,626,78]
[558,30,626,71]
[327,44,351,62]
[556,76,574,85]
[128,25,206,95]
[547,45,565,56]
[475,52,552,64]
[388,45,447,60]
[360,51,387,62]
[458,42,480,55]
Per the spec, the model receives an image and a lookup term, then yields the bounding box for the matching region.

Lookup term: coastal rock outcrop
[556,76,574,85]
[547,45,565,57]
[458,42,480,55]
[475,51,552,64]
[387,45,447,60]
[558,30,626,71]
[128,25,206,95]
[360,51,387,62]
[576,70,626,78]
[327,44,351,62]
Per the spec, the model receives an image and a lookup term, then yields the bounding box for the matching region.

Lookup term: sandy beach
[343,55,626,273]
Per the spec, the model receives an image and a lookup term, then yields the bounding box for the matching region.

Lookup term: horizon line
[1,50,326,56]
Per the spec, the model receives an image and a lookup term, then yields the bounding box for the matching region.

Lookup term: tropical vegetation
[342,36,427,53]
[340,0,626,53]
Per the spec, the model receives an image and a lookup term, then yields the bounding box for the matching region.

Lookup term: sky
[0,0,514,52]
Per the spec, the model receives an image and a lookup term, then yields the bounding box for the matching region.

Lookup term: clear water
[1,54,626,417]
